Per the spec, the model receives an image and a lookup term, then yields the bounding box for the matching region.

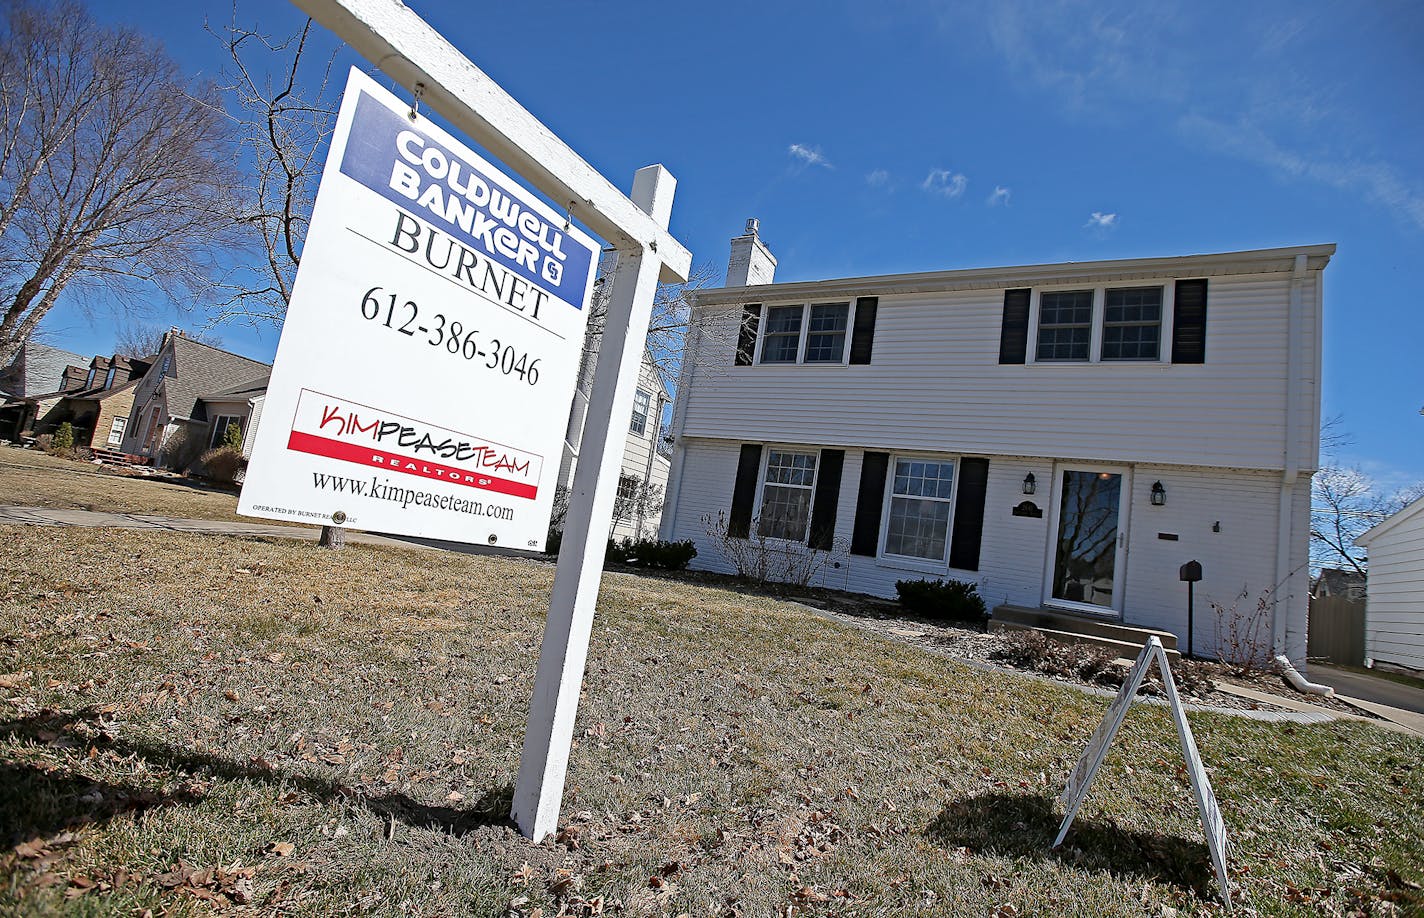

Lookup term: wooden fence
[1308,595,1366,666]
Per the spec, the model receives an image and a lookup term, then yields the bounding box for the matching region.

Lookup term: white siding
[1363,502,1424,671]
[666,435,1304,651]
[669,437,1301,662]
[680,271,1321,472]
[244,396,265,460]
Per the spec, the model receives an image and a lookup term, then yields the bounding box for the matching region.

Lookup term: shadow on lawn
[0,710,515,844]
[927,791,1217,895]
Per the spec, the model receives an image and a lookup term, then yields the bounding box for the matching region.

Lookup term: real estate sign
[239,67,598,550]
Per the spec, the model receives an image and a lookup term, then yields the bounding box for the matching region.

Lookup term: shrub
[544,529,563,556]
[197,445,244,483]
[50,422,75,453]
[160,423,204,471]
[895,578,988,624]
[605,538,630,565]
[624,538,697,570]
[221,420,243,450]
[34,433,53,453]
[992,631,1123,685]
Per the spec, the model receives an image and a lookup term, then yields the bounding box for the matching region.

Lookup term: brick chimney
[725,217,776,287]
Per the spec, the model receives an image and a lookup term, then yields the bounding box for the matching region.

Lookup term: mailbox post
[1179,560,1203,658]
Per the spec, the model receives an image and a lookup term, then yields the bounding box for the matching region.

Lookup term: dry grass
[1,526,1421,916]
[0,447,244,523]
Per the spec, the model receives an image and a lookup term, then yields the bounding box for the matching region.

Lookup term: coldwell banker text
[338,92,594,313]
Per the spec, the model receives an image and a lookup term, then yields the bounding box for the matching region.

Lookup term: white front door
[1045,465,1131,616]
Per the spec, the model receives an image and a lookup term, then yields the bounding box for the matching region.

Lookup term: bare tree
[207,10,338,325]
[113,322,222,359]
[0,0,240,366]
[1310,415,1423,574]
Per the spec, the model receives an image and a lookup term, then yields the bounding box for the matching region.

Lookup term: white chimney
[725,217,776,287]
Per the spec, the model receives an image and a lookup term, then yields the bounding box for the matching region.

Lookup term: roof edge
[1357,493,1424,548]
[693,244,1337,306]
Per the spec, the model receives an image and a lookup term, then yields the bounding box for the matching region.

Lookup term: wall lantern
[1022,473,1036,495]
[1150,481,1167,506]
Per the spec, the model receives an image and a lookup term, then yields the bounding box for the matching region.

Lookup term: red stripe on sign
[287,430,538,500]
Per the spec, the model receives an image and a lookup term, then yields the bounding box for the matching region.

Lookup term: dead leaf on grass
[267,842,295,857]
[0,671,33,689]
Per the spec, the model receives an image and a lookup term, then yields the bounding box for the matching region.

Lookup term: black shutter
[849,297,878,365]
[1171,279,1208,364]
[948,458,990,571]
[735,303,762,366]
[808,449,844,550]
[850,451,890,556]
[998,288,1032,364]
[728,444,762,538]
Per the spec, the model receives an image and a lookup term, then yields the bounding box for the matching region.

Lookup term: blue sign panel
[339,92,594,309]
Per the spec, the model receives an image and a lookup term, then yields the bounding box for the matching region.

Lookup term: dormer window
[104,367,116,389]
[85,368,96,388]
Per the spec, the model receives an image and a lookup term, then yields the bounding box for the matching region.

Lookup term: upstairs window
[104,367,116,389]
[1102,287,1162,360]
[758,301,852,365]
[1036,291,1093,361]
[629,388,651,435]
[757,448,817,540]
[760,306,803,363]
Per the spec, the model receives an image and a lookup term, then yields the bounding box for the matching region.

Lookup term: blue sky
[41,0,1423,488]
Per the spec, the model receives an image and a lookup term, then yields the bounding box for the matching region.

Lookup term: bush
[197,445,244,483]
[624,538,697,570]
[992,631,1122,685]
[34,433,53,453]
[160,424,204,471]
[50,422,75,453]
[605,538,630,565]
[895,578,988,624]
[544,529,563,556]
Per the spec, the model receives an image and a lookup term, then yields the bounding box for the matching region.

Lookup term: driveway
[1310,664,1424,716]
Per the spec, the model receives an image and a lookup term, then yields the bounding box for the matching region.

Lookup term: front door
[1046,466,1129,615]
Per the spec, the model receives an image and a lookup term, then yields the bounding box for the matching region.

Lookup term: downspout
[658,307,703,541]
[1272,254,1319,678]
[1271,255,1304,656]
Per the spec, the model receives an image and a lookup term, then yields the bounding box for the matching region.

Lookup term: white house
[1356,495,1424,673]
[661,222,1331,665]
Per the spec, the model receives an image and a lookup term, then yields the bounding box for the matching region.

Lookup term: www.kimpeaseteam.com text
[250,472,516,522]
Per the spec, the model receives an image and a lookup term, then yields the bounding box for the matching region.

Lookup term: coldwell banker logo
[338,92,593,309]
[285,390,542,501]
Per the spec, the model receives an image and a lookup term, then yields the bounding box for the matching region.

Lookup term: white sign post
[285,0,692,842]
[1053,637,1232,907]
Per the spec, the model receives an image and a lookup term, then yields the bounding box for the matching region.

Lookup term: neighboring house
[29,354,153,451]
[661,221,1330,665]
[1356,495,1424,672]
[0,342,85,440]
[119,330,271,467]
[1312,567,1366,600]
[557,249,676,541]
[198,375,269,459]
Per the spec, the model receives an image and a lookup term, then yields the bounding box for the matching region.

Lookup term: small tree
[50,421,74,454]
[221,420,243,450]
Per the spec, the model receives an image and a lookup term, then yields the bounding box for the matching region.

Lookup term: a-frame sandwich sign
[1053,636,1232,907]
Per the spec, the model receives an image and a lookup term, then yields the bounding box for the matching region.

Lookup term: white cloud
[1085,211,1117,228]
[866,168,890,188]
[987,185,1012,206]
[788,143,831,168]
[921,168,967,198]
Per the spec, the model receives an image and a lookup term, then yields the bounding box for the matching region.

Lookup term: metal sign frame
[1053,636,1232,907]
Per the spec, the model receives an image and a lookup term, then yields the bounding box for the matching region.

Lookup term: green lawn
[1,526,1420,916]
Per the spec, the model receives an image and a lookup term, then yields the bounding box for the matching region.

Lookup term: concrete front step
[990,620,1182,664]
[990,603,1182,662]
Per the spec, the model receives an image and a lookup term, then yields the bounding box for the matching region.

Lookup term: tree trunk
[317,524,345,549]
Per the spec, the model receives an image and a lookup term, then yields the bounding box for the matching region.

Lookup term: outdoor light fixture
[1022,473,1036,495]
[1151,481,1167,506]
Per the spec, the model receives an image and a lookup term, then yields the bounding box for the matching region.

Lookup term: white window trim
[876,452,961,572]
[106,416,127,447]
[750,444,821,544]
[630,388,651,435]
[753,300,856,367]
[1027,281,1176,366]
[209,414,244,450]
